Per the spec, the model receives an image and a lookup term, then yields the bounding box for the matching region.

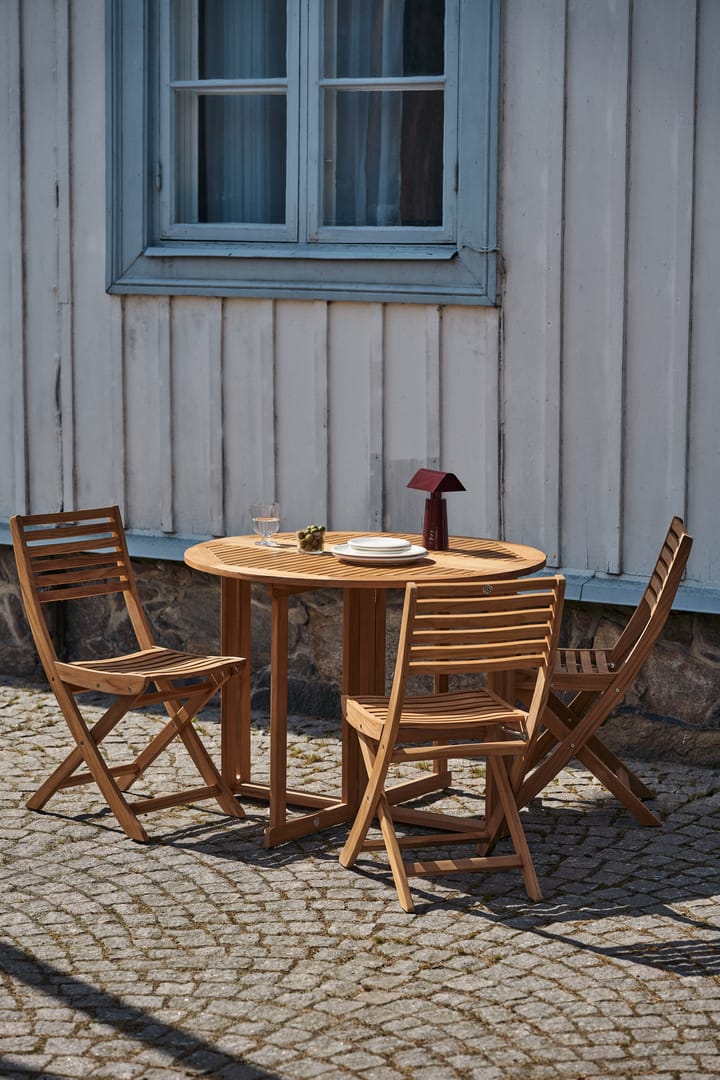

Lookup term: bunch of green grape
[297,524,326,552]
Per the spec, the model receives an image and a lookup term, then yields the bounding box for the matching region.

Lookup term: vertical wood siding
[622,0,696,572]
[687,0,720,585]
[0,0,26,514]
[560,0,630,574]
[1,0,717,593]
[499,0,566,565]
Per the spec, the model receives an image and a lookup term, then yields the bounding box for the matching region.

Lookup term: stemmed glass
[251,502,280,547]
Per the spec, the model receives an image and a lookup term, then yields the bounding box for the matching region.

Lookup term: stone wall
[2,546,719,764]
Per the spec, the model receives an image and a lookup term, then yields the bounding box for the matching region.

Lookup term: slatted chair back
[515,518,693,826]
[388,576,565,742]
[608,515,691,673]
[11,506,155,676]
[552,517,692,698]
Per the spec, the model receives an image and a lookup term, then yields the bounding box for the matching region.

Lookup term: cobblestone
[1,675,720,1078]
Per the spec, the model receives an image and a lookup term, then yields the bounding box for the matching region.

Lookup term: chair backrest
[387,576,565,733]
[609,516,693,671]
[10,506,155,680]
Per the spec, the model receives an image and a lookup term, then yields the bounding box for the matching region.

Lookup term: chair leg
[489,756,542,902]
[575,742,661,826]
[174,699,245,819]
[26,695,134,809]
[53,696,149,841]
[119,683,244,820]
[341,735,415,911]
[28,681,244,839]
[375,792,415,913]
[582,733,656,799]
[124,682,219,783]
[520,695,661,826]
[339,734,391,869]
[547,692,655,797]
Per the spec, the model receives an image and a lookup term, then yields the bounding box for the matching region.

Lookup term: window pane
[323,90,443,227]
[194,0,287,79]
[324,0,445,78]
[175,95,287,225]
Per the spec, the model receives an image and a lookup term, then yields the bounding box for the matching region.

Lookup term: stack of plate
[331,535,428,565]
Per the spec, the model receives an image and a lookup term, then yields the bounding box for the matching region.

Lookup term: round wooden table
[185,531,546,846]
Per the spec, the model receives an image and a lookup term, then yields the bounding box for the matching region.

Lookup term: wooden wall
[1,0,718,598]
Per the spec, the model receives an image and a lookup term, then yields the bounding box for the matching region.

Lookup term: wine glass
[251,502,280,547]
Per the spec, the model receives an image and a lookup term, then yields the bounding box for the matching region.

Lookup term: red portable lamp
[407,468,466,551]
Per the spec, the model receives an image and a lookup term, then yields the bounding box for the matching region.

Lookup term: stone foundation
[2,546,719,765]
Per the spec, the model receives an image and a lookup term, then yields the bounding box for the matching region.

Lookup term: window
[107,0,500,304]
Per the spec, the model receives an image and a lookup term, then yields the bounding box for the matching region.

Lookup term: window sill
[107,245,497,305]
[147,241,459,261]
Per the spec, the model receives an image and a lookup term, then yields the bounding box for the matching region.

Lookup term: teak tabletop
[185,531,547,588]
[184,532,547,847]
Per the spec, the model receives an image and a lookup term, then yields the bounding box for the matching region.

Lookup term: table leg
[263,585,353,848]
[342,588,386,809]
[220,578,251,788]
[483,671,519,849]
[268,585,289,833]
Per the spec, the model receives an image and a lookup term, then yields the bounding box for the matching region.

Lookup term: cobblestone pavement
[1,675,719,1080]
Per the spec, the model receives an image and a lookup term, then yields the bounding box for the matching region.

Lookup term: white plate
[348,535,412,553]
[331,543,428,565]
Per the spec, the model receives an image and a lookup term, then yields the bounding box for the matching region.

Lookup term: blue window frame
[106,0,500,304]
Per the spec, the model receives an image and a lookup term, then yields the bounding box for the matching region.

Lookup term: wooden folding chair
[11,505,246,841]
[514,517,693,827]
[339,576,565,913]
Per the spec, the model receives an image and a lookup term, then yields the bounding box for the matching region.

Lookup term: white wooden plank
[0,0,26,516]
[368,306,384,531]
[205,304,224,537]
[274,301,329,533]
[424,307,441,470]
[327,303,383,530]
[622,0,696,574]
[560,0,630,573]
[222,299,275,534]
[170,296,224,535]
[499,0,566,563]
[21,0,65,510]
[109,297,126,519]
[687,0,720,584]
[123,297,173,532]
[382,304,442,534]
[69,0,126,514]
[440,307,500,539]
[54,0,75,511]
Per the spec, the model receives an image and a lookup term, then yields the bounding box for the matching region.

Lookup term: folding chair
[11,505,246,841]
[339,576,565,913]
[514,517,693,826]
